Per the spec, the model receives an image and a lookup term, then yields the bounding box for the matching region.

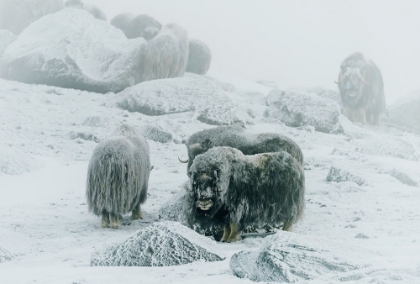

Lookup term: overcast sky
[89,0,420,104]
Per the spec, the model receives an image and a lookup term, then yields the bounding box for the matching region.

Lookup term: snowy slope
[0,77,419,283]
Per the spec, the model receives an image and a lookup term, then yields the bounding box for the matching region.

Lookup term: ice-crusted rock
[355,136,418,161]
[387,169,418,187]
[69,131,101,143]
[0,147,42,175]
[0,8,146,93]
[308,87,341,105]
[0,30,17,59]
[139,125,173,143]
[265,90,343,133]
[91,222,223,266]
[82,116,111,128]
[0,0,64,35]
[0,247,12,263]
[116,76,253,126]
[230,232,368,282]
[326,165,366,186]
[184,73,236,92]
[388,91,420,135]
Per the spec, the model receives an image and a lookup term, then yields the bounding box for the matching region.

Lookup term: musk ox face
[133,15,162,41]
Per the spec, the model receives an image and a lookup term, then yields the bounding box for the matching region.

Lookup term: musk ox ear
[202,139,213,151]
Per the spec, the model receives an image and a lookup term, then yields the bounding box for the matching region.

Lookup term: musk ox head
[132,14,162,41]
[65,0,83,8]
[336,52,370,107]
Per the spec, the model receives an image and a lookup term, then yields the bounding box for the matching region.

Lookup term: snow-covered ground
[0,77,419,284]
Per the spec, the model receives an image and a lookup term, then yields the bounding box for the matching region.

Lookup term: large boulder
[0,30,17,59]
[0,0,64,35]
[388,91,420,135]
[230,232,369,282]
[116,76,254,126]
[91,222,223,266]
[0,8,147,93]
[265,90,343,133]
[326,165,366,186]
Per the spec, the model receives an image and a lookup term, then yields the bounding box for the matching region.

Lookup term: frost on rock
[82,116,111,128]
[326,165,366,186]
[0,30,17,59]
[355,136,418,161]
[265,90,343,133]
[0,8,147,93]
[0,147,42,175]
[0,247,12,263]
[139,124,173,143]
[91,222,223,266]
[116,76,253,126]
[386,169,419,187]
[388,91,420,135]
[230,232,369,282]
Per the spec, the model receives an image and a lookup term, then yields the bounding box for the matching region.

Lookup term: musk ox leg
[347,108,354,122]
[373,113,381,126]
[109,213,122,229]
[227,223,242,243]
[220,224,231,242]
[101,210,110,228]
[282,220,294,232]
[359,108,367,124]
[131,204,143,220]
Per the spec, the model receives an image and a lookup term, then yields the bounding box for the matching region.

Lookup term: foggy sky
[90,0,420,104]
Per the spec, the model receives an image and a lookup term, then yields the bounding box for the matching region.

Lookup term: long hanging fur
[189,147,305,234]
[186,39,212,75]
[183,125,304,171]
[86,125,151,217]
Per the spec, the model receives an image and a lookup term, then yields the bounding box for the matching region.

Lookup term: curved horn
[178,156,189,163]
[334,76,346,84]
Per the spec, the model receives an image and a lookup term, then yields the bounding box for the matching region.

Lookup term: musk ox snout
[196,199,213,211]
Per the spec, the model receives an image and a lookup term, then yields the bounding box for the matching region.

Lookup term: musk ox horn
[178,157,189,163]
[334,76,345,84]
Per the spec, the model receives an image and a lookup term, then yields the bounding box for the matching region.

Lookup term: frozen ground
[0,77,419,283]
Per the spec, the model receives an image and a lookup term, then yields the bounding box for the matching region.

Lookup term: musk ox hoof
[131,207,143,220]
[227,236,242,243]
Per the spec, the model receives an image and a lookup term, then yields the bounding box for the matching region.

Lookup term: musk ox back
[336,52,386,125]
[189,147,305,242]
[110,13,161,40]
[186,39,212,75]
[86,125,151,229]
[65,0,107,21]
[180,125,304,171]
[141,23,189,82]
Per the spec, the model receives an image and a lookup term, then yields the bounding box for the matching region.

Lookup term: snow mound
[356,136,418,161]
[0,147,42,175]
[265,90,343,133]
[0,247,12,263]
[116,76,253,126]
[91,222,223,266]
[0,8,146,93]
[326,165,366,186]
[0,30,17,59]
[388,91,420,135]
[230,232,369,282]
[139,124,173,143]
[82,116,111,128]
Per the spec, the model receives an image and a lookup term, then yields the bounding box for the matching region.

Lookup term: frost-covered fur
[189,147,305,242]
[86,125,151,229]
[141,23,189,81]
[337,52,386,125]
[110,13,161,40]
[0,0,64,35]
[65,0,107,21]
[183,125,303,171]
[186,39,212,75]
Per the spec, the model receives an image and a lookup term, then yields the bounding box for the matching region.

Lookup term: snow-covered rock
[0,8,146,93]
[0,247,12,263]
[0,30,17,59]
[386,169,419,187]
[0,146,43,175]
[265,90,343,133]
[355,136,418,161]
[326,165,366,186]
[388,91,420,135]
[230,232,369,282]
[91,222,223,266]
[116,76,253,126]
[139,124,173,143]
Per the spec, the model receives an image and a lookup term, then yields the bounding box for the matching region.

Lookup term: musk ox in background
[336,52,386,125]
[141,23,189,82]
[186,39,212,75]
[0,0,64,35]
[189,147,305,242]
[110,13,161,41]
[179,125,304,171]
[65,0,107,21]
[86,125,151,229]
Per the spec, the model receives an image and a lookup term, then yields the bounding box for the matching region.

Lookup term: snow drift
[388,90,420,135]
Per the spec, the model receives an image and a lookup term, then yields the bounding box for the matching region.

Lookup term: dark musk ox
[336,52,386,125]
[186,39,212,75]
[65,0,107,21]
[140,23,189,81]
[179,125,304,171]
[86,125,152,229]
[110,13,162,40]
[188,147,305,242]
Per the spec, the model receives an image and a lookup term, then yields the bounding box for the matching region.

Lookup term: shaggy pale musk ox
[86,125,152,229]
[336,52,386,125]
[111,13,161,40]
[186,39,212,75]
[65,0,107,21]
[188,147,305,242]
[179,125,304,171]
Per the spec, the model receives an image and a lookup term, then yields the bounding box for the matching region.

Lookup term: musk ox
[110,13,161,40]
[86,125,152,229]
[186,39,212,75]
[141,23,189,82]
[336,52,386,125]
[65,0,107,21]
[179,125,304,171]
[0,0,64,35]
[189,147,305,242]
